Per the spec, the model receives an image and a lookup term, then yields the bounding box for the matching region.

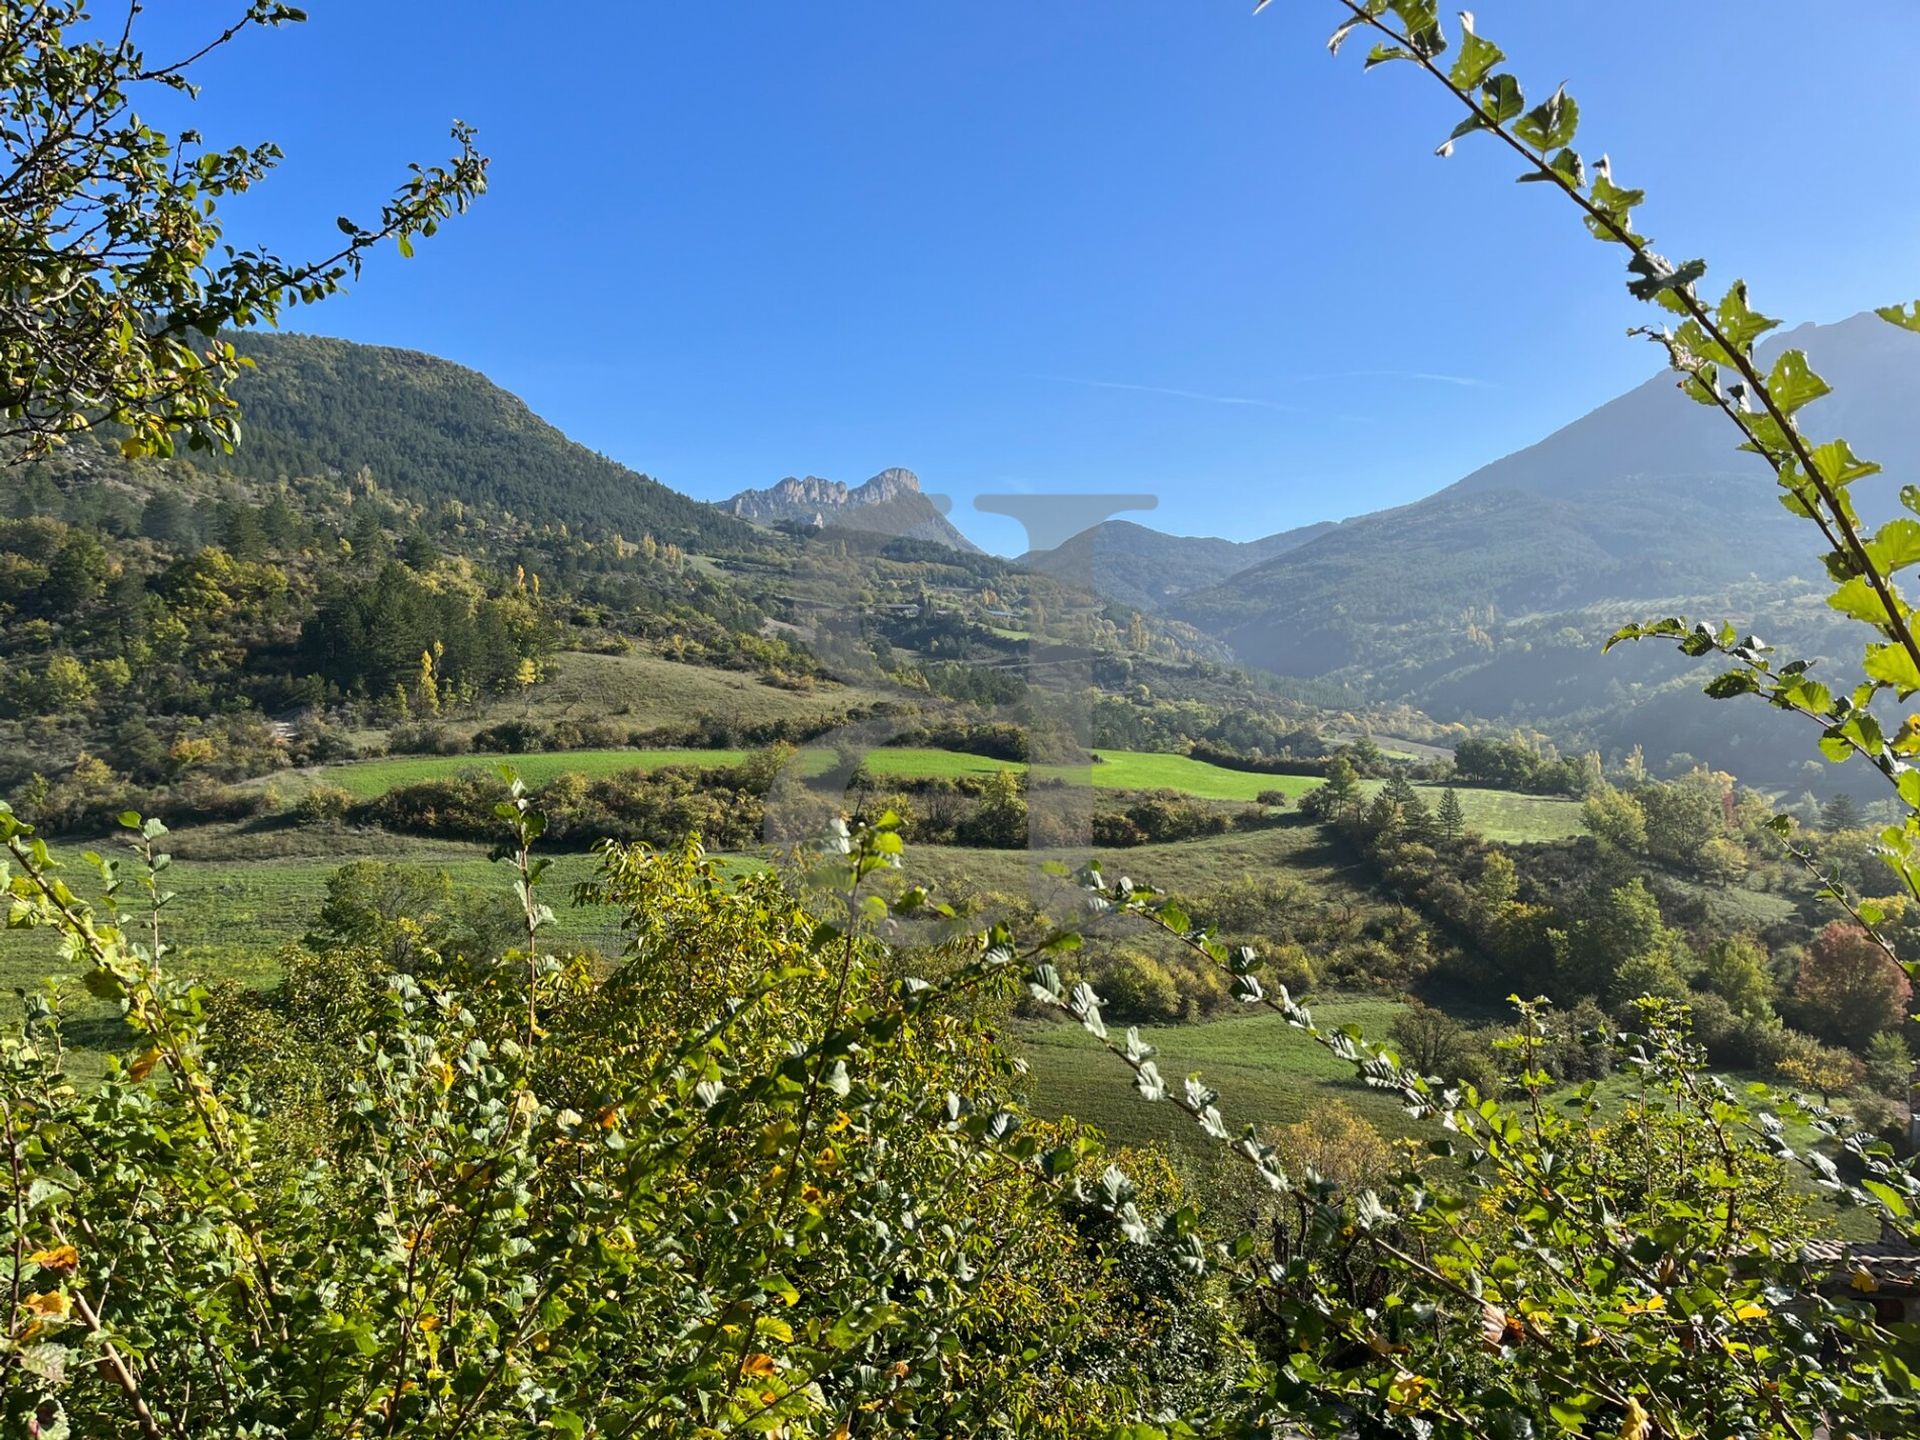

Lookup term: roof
[1803,1237,1920,1288]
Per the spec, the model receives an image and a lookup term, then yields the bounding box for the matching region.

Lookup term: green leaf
[1513,85,1578,152]
[1829,575,1904,626]
[1480,73,1524,124]
[1808,438,1879,488]
[1868,518,1920,574]
[1702,669,1761,699]
[1875,300,1920,333]
[1717,281,1779,352]
[1327,17,1363,54]
[1767,349,1831,416]
[1364,43,1414,69]
[1626,252,1707,302]
[1864,642,1920,695]
[1863,1178,1911,1217]
[1448,23,1503,90]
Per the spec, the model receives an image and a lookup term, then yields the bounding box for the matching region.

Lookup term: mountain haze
[1172,313,1917,681]
[1021,518,1337,611]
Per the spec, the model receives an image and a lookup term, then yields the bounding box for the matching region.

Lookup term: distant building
[1804,1237,1920,1326]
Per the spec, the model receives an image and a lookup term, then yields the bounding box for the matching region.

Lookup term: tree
[1302,754,1361,822]
[1433,785,1466,844]
[1864,1030,1913,1100]
[1581,780,1647,852]
[1821,791,1864,832]
[1552,877,1686,1007]
[1379,770,1433,840]
[1793,921,1912,1052]
[1698,934,1776,1024]
[1774,1031,1866,1104]
[0,1,485,462]
[1388,999,1487,1087]
[1264,1099,1391,1193]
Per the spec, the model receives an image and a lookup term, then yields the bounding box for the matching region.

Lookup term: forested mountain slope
[218,332,754,549]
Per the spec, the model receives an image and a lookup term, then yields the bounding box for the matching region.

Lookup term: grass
[897,819,1370,906]
[263,745,1331,807]
[1019,1000,1422,1153]
[474,648,876,735]
[1357,780,1586,844]
[0,845,631,1064]
[1020,1005,1873,1237]
[278,748,750,800]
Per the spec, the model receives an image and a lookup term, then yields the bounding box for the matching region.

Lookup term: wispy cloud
[1030,373,1304,413]
[1277,369,1497,390]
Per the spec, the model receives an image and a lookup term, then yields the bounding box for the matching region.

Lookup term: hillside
[719,467,980,552]
[217,332,755,550]
[1020,517,1337,611]
[1153,313,1920,779]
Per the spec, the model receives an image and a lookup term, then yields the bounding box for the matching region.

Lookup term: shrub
[388,723,468,756]
[470,718,546,753]
[294,784,354,825]
[1091,950,1183,1023]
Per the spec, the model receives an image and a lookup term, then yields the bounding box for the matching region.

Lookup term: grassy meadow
[1019,1000,1420,1152]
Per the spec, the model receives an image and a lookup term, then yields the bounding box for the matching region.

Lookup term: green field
[1021,1005,1872,1236]
[896,819,1370,906]
[1360,780,1585,843]
[1020,1000,1421,1152]
[285,744,1328,807]
[278,742,1580,848]
[282,748,750,800]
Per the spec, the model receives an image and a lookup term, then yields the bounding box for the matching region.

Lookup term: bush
[387,723,468,756]
[1264,1099,1392,1193]
[294,784,354,825]
[1091,950,1184,1023]
[470,718,546,753]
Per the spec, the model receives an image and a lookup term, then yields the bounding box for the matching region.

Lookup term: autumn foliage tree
[1792,921,1913,1051]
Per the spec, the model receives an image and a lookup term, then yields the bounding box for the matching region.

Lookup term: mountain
[218,332,753,549]
[1021,518,1338,611]
[1142,312,1920,781]
[719,468,981,552]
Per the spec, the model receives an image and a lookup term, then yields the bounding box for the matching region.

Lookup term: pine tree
[1435,787,1467,844]
[1306,755,1362,822]
[1820,792,1863,832]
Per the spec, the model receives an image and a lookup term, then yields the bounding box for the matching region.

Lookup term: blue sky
[147,3,1919,553]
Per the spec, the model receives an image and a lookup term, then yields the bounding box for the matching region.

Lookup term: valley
[2,321,1907,1268]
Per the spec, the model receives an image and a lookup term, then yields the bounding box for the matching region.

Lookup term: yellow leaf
[1733,1301,1768,1320]
[741,1353,778,1380]
[1852,1268,1880,1293]
[25,1245,77,1276]
[128,1047,162,1083]
[1619,1396,1650,1440]
[23,1291,69,1319]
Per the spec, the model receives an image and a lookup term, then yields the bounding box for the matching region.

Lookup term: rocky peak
[852,467,921,503]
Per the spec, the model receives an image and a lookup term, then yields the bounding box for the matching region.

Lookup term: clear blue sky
[145,3,1919,553]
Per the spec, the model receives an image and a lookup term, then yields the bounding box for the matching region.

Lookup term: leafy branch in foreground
[0,0,487,463]
[1027,854,1920,1440]
[3,794,1225,1437]
[1278,0,1920,929]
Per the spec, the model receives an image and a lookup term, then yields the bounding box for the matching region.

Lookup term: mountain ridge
[719,467,981,552]
[217,332,754,549]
